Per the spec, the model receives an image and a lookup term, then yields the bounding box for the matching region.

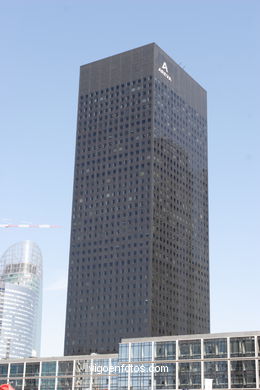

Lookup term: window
[10,363,24,377]
[204,361,228,389]
[204,338,227,359]
[41,361,57,376]
[57,377,73,390]
[131,343,152,361]
[155,341,176,360]
[24,378,39,390]
[25,362,40,377]
[130,364,151,390]
[57,361,73,376]
[92,375,109,390]
[230,337,255,357]
[40,378,56,389]
[74,375,91,389]
[75,360,91,375]
[119,343,129,362]
[179,340,201,359]
[231,360,256,388]
[9,380,23,390]
[118,372,128,390]
[179,362,201,389]
[0,365,8,378]
[155,363,176,389]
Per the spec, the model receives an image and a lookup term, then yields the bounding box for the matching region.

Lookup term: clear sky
[0,0,259,357]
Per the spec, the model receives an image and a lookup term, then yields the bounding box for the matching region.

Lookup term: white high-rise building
[0,241,42,358]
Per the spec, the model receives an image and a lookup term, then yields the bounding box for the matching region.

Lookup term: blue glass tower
[0,241,42,358]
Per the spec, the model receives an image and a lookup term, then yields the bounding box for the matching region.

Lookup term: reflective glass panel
[155,363,176,389]
[231,360,256,388]
[0,241,42,359]
[41,361,56,376]
[10,363,24,377]
[131,342,152,361]
[179,340,201,359]
[230,337,255,357]
[24,378,39,390]
[92,359,109,374]
[119,343,129,362]
[204,361,228,389]
[75,360,91,375]
[25,362,40,377]
[74,375,91,389]
[57,377,73,390]
[40,378,56,389]
[9,379,23,390]
[110,375,118,390]
[111,358,119,369]
[204,338,227,359]
[179,362,201,389]
[155,341,176,360]
[118,372,128,390]
[130,364,151,390]
[0,364,8,377]
[92,375,109,390]
[58,361,73,376]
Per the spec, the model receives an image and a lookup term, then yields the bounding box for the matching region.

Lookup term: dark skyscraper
[64,43,210,355]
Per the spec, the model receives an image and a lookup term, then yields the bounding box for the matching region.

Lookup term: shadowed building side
[64,43,210,355]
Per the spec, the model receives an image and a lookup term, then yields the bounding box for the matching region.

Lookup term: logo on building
[158,62,172,81]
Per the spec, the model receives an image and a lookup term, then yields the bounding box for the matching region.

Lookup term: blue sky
[0,0,259,357]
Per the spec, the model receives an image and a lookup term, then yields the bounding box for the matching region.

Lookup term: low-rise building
[0,331,259,389]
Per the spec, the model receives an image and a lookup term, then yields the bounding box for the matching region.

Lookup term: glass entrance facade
[0,331,259,389]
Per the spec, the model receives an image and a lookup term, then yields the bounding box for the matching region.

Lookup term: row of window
[119,337,260,362]
[0,359,259,389]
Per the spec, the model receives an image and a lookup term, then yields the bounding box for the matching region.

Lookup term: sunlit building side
[0,331,259,389]
[0,241,42,358]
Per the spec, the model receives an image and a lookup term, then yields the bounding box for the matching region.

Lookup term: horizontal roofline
[121,330,260,343]
[1,353,118,364]
[80,42,155,69]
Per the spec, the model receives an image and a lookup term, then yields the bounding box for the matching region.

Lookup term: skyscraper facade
[0,241,42,358]
[65,43,210,355]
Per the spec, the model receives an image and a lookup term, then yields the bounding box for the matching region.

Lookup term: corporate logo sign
[158,62,172,82]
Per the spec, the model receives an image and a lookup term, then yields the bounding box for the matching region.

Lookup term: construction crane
[0,224,61,228]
